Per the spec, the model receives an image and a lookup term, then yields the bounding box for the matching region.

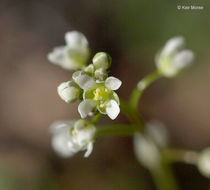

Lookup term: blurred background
[0,0,210,189]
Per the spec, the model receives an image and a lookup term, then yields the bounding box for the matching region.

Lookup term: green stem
[150,159,179,190]
[129,70,162,110]
[120,99,144,132]
[91,113,102,125]
[163,148,198,164]
[95,124,135,139]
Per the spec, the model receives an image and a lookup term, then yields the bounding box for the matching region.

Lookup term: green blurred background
[0,0,210,189]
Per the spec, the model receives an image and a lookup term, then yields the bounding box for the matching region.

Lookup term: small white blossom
[48,31,89,70]
[133,133,161,170]
[73,71,121,120]
[57,81,80,103]
[156,36,194,77]
[197,148,210,178]
[50,120,96,158]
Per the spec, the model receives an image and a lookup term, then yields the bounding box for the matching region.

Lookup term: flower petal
[73,72,96,91]
[172,49,194,68]
[106,100,120,120]
[48,46,83,70]
[50,121,75,158]
[112,92,120,105]
[84,142,94,157]
[161,36,184,57]
[78,100,96,118]
[105,76,122,90]
[50,120,74,134]
[146,121,169,148]
[133,133,160,170]
[51,134,75,158]
[65,31,88,49]
[47,46,66,65]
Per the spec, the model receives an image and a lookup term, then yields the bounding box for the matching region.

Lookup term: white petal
[48,46,82,70]
[106,100,120,120]
[105,76,122,90]
[74,121,96,146]
[50,121,75,158]
[47,46,66,65]
[172,50,194,68]
[65,31,88,48]
[146,121,169,148]
[73,73,96,90]
[51,134,75,158]
[78,100,96,118]
[84,142,94,157]
[50,120,74,135]
[112,92,120,105]
[133,133,160,170]
[161,36,184,57]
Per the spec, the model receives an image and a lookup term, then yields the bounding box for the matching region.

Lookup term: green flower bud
[92,52,112,70]
[84,64,95,74]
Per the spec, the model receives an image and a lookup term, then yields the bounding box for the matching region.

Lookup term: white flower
[73,71,121,120]
[50,120,96,158]
[133,133,161,170]
[156,36,194,77]
[47,31,89,70]
[197,148,210,178]
[57,81,81,103]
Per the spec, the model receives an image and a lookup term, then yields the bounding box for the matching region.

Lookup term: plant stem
[95,124,135,139]
[120,99,144,132]
[129,70,162,110]
[163,148,198,164]
[91,113,102,125]
[150,159,179,190]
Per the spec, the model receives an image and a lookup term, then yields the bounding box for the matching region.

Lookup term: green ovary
[85,86,112,113]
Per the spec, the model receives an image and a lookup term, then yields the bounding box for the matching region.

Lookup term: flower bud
[94,68,108,81]
[84,64,95,74]
[92,52,112,70]
[57,81,80,103]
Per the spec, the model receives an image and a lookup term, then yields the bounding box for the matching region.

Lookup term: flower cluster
[48,31,122,157]
[48,32,196,169]
[56,50,122,120]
